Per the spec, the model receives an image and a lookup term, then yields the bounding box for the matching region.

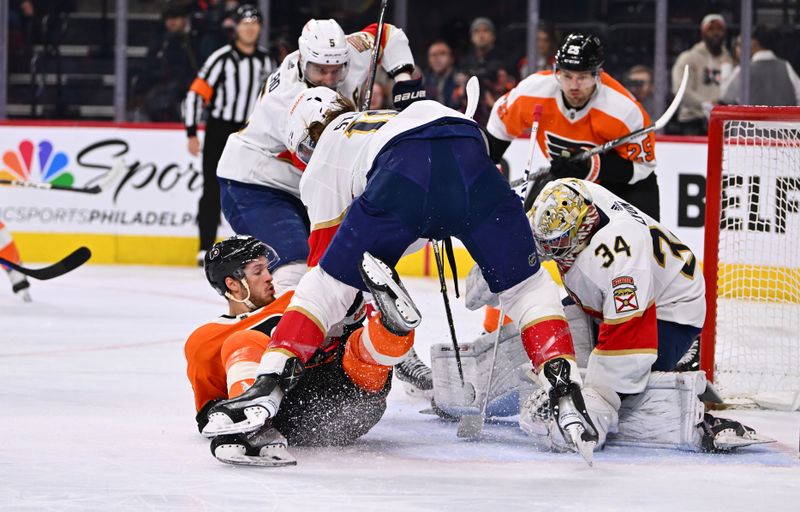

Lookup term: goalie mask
[286,86,340,164]
[205,235,279,305]
[298,19,349,88]
[528,179,600,272]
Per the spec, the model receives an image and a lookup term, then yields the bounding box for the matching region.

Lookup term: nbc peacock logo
[1,140,74,186]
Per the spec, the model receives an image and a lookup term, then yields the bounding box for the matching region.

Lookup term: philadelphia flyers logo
[543,132,596,161]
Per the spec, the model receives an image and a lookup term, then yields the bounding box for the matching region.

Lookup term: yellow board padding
[716,263,800,303]
[13,232,200,266]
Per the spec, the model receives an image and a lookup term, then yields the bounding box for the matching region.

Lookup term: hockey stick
[457,306,505,439]
[519,103,543,197]
[431,239,465,387]
[509,64,690,188]
[0,158,126,194]
[0,246,91,280]
[361,0,389,111]
[464,76,480,119]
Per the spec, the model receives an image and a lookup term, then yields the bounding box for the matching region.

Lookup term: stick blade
[464,76,480,119]
[29,247,92,280]
[457,413,485,439]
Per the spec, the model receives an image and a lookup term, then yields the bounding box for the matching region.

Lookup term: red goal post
[702,106,800,409]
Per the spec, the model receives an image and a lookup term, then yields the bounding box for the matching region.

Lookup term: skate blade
[214,443,297,467]
[457,413,485,439]
[714,433,776,450]
[567,424,596,467]
[201,406,269,438]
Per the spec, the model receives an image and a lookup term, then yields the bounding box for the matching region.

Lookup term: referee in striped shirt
[184,4,272,264]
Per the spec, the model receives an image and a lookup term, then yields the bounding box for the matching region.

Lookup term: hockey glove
[392,77,426,111]
[549,149,591,179]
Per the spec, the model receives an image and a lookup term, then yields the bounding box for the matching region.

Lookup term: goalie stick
[360,0,389,111]
[0,246,91,280]
[457,306,505,439]
[0,158,126,194]
[508,64,690,189]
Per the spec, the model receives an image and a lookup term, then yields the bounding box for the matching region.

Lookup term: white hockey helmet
[285,86,341,164]
[528,178,600,270]
[298,19,349,87]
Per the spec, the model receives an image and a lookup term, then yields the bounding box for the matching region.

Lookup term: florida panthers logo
[544,132,596,161]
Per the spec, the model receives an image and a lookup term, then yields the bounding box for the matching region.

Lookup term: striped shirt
[184,44,273,136]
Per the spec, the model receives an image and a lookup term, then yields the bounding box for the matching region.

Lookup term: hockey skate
[359,252,421,335]
[394,346,433,399]
[541,358,599,466]
[7,269,31,302]
[211,423,297,467]
[202,375,285,437]
[700,414,775,451]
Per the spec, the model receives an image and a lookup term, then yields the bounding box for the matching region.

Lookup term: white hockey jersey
[299,100,475,265]
[561,181,705,394]
[216,24,415,197]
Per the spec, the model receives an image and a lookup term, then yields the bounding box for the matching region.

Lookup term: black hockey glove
[549,150,591,179]
[392,77,426,110]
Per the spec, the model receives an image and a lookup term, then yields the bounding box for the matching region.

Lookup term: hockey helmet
[554,33,605,74]
[233,4,262,24]
[204,235,278,296]
[298,19,349,87]
[285,86,341,164]
[528,178,600,270]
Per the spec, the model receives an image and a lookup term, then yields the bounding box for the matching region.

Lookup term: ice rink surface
[2,265,799,511]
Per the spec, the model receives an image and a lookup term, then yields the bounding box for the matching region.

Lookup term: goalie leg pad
[609,371,706,451]
[431,324,534,418]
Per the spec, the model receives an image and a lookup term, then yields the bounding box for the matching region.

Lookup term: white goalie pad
[608,371,707,451]
[431,324,535,418]
[564,302,595,368]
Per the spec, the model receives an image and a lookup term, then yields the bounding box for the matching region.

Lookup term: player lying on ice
[185,234,419,466]
[199,87,610,463]
[437,178,773,454]
[214,17,431,396]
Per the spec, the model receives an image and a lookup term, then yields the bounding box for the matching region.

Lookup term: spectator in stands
[461,17,510,125]
[8,1,38,72]
[131,2,198,122]
[369,82,389,109]
[719,25,800,107]
[517,23,558,77]
[423,40,462,109]
[192,0,241,62]
[626,65,656,118]
[670,14,734,135]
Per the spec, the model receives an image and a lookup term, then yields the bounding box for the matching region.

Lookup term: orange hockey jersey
[184,292,292,412]
[487,70,657,184]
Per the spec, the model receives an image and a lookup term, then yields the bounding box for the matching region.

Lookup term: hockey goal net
[702,106,800,409]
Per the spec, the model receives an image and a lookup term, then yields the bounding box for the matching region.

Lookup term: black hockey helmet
[204,235,276,296]
[233,4,263,24]
[555,33,605,73]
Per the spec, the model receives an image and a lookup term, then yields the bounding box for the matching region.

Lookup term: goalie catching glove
[201,351,305,437]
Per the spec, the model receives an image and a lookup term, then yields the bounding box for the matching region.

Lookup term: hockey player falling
[186,235,415,466]
[486,33,661,220]
[200,88,607,463]
[214,17,431,395]
[452,178,772,453]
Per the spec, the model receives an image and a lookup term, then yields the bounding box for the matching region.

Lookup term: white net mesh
[713,118,800,403]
